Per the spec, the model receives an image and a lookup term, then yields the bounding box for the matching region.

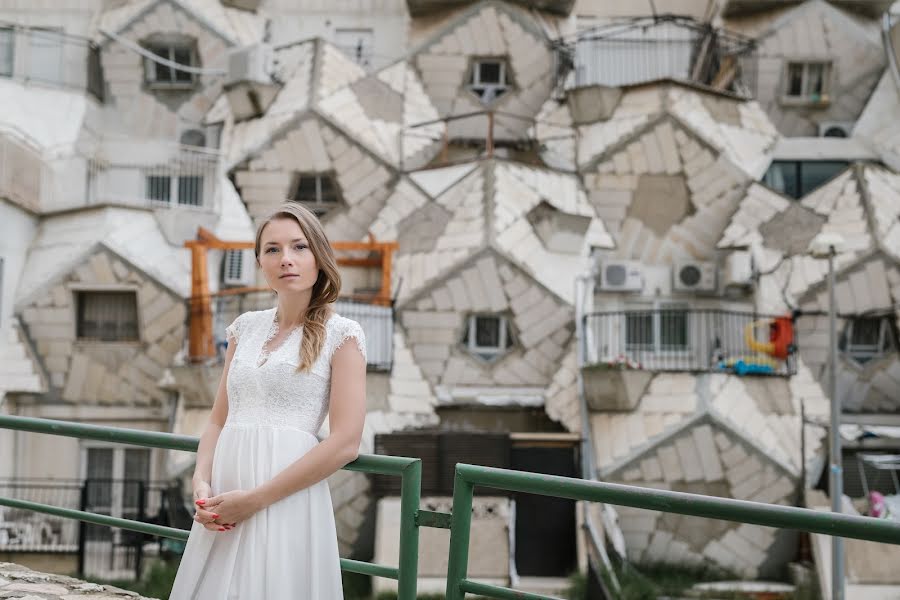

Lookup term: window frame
[843,316,897,364]
[761,160,849,199]
[463,313,514,362]
[0,25,15,77]
[468,57,510,105]
[288,172,342,217]
[781,60,832,106]
[142,36,198,90]
[145,173,204,207]
[75,289,140,343]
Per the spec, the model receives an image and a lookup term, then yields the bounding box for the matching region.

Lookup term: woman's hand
[192,480,232,532]
[202,490,264,528]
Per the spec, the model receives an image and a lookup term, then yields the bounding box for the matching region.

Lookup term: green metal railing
[444,464,900,600]
[4,415,900,600]
[0,415,421,598]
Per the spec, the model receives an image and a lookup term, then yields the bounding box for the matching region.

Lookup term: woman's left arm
[203,340,366,524]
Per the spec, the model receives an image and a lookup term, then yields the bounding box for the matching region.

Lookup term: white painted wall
[0,202,37,329]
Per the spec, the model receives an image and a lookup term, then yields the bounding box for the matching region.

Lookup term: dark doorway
[511,435,578,577]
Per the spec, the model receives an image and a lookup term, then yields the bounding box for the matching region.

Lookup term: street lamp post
[809,232,845,600]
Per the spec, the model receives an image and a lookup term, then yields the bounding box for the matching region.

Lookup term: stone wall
[0,562,155,600]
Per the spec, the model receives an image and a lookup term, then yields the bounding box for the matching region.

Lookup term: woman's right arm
[191,335,237,531]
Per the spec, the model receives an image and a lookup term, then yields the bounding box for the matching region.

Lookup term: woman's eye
[265,247,278,253]
[295,244,308,251]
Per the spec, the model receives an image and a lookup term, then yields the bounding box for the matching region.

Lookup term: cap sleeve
[331,318,367,364]
[225,313,246,345]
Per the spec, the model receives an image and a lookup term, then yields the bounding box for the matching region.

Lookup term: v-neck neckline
[256,309,302,368]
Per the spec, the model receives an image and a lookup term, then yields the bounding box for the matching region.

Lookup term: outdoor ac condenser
[598,260,644,292]
[672,260,717,293]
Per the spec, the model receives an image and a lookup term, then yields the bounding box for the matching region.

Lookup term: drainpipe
[883,12,900,93]
[575,271,621,594]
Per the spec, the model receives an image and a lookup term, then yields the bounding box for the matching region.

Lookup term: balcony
[562,16,756,95]
[582,309,796,410]
[211,292,394,372]
[0,25,103,100]
[405,0,573,17]
[87,140,221,211]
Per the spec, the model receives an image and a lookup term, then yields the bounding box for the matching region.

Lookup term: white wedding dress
[170,308,366,600]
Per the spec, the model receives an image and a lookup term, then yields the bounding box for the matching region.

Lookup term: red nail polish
[196,500,205,505]
[218,527,226,531]
[212,513,220,518]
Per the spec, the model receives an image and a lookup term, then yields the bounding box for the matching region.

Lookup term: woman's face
[258,218,320,296]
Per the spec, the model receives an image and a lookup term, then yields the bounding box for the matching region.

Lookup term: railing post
[444,468,474,600]
[396,459,422,600]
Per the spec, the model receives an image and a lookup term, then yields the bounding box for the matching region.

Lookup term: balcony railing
[87,140,221,210]
[583,309,796,376]
[561,16,757,94]
[211,291,394,371]
[0,24,103,100]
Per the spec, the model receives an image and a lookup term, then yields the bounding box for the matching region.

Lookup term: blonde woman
[170,203,367,599]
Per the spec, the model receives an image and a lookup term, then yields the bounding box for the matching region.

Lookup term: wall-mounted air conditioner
[818,121,854,138]
[226,44,273,85]
[723,251,754,290]
[224,44,279,121]
[223,249,255,286]
[598,260,644,292]
[673,260,716,293]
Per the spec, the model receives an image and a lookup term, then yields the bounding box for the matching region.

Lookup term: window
[142,37,197,88]
[784,61,830,104]
[624,305,689,353]
[469,59,509,104]
[0,27,13,77]
[83,446,150,542]
[289,173,341,217]
[762,160,848,199]
[842,317,897,364]
[76,291,138,341]
[335,28,374,68]
[179,128,206,147]
[145,174,204,206]
[27,27,63,84]
[462,314,514,361]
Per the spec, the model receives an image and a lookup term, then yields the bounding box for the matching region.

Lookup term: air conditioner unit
[673,260,717,293]
[598,260,644,292]
[226,44,273,86]
[818,121,854,138]
[223,249,254,286]
[723,250,754,290]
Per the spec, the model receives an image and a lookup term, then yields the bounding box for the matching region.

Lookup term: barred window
[76,291,138,341]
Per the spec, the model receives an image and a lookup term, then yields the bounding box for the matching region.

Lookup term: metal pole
[396,460,422,600]
[828,246,844,600]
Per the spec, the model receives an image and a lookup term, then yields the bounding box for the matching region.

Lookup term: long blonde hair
[255,203,341,372]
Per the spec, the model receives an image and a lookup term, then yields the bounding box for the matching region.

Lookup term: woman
[170,203,367,599]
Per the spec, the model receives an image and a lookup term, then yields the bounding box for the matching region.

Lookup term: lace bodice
[224,308,366,432]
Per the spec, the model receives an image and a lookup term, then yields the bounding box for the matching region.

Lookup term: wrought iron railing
[583,309,796,376]
[211,292,394,371]
[0,23,103,100]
